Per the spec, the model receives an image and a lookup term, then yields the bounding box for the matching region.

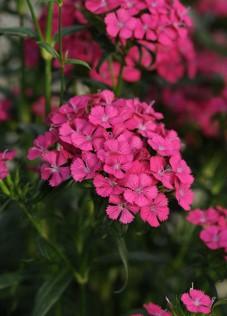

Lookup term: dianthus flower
[162,86,227,137]
[197,0,227,17]
[85,0,195,83]
[187,206,227,258]
[181,288,213,314]
[0,150,16,180]
[0,97,11,122]
[130,301,171,316]
[28,90,194,227]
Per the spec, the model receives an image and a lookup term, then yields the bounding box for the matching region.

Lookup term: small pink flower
[93,174,123,197]
[175,182,194,211]
[200,226,221,250]
[135,14,157,40]
[124,173,157,207]
[150,156,173,189]
[89,105,118,128]
[181,288,213,314]
[140,193,169,227]
[0,149,16,180]
[106,195,138,224]
[0,98,11,122]
[170,154,194,185]
[187,208,219,226]
[148,131,181,157]
[85,0,119,14]
[144,302,171,316]
[40,151,70,187]
[71,152,101,182]
[105,9,137,39]
[104,155,133,179]
[28,132,57,160]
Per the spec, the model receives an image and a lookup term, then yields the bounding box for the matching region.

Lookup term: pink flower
[124,173,157,207]
[89,105,118,128]
[135,14,157,40]
[71,152,100,182]
[85,0,119,14]
[29,90,194,226]
[175,182,194,211]
[150,156,173,189]
[105,9,137,39]
[148,131,181,157]
[121,0,146,15]
[0,150,16,180]
[140,193,169,227]
[170,154,194,185]
[106,195,138,224]
[0,98,11,122]
[200,226,219,250]
[104,155,133,179]
[187,208,219,226]
[93,174,123,197]
[40,151,70,187]
[181,288,213,314]
[200,226,227,250]
[28,131,57,160]
[144,302,171,316]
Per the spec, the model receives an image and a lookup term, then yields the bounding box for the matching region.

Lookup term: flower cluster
[0,150,16,180]
[187,207,227,258]
[0,97,11,122]
[163,86,227,137]
[28,90,194,227]
[85,0,196,83]
[131,287,213,315]
[197,0,227,17]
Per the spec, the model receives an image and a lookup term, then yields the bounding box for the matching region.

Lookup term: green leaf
[38,42,59,59]
[114,236,128,294]
[33,269,72,316]
[53,25,86,42]
[65,58,91,70]
[0,27,36,38]
[0,272,24,290]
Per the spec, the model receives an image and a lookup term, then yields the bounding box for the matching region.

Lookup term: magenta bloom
[200,226,225,250]
[105,9,137,39]
[93,174,123,197]
[181,288,213,314]
[140,193,169,227]
[85,0,119,14]
[71,152,100,182]
[40,151,70,187]
[144,302,171,316]
[187,208,219,226]
[0,150,16,180]
[124,173,157,207]
[28,131,57,160]
[0,98,11,122]
[106,195,138,224]
[29,90,194,226]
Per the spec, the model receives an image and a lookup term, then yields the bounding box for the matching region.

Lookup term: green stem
[58,3,65,105]
[115,61,124,97]
[18,1,29,122]
[45,58,52,115]
[80,283,86,316]
[46,2,54,43]
[18,201,79,283]
[26,0,43,41]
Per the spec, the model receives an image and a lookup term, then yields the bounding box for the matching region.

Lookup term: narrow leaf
[32,269,72,316]
[114,237,128,294]
[53,25,86,41]
[0,27,36,38]
[0,272,24,290]
[65,58,91,70]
